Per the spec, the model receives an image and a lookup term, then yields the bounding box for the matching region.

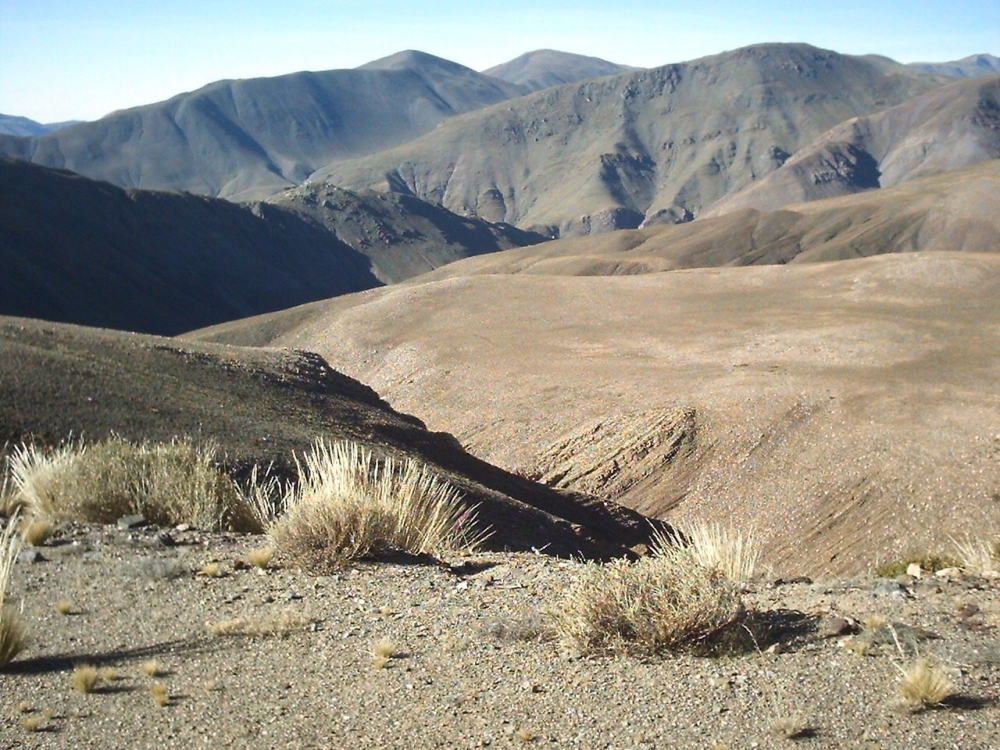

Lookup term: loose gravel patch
[2,522,998,749]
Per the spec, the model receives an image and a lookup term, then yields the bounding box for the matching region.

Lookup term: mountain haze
[0,53,526,201]
[908,53,1000,78]
[0,113,82,136]
[315,44,942,236]
[484,50,634,91]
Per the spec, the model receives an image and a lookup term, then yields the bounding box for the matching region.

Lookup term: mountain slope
[484,49,634,91]
[315,43,941,236]
[707,75,1000,215]
[266,182,544,284]
[0,316,657,557]
[909,53,1000,78]
[0,158,381,335]
[0,113,81,136]
[394,161,1000,277]
[189,250,1000,576]
[0,53,526,201]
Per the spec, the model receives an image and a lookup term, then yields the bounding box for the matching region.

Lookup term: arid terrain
[2,36,999,750]
[1,522,998,749]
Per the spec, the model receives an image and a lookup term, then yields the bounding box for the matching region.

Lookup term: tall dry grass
[656,520,761,583]
[7,438,259,532]
[0,512,27,669]
[269,440,488,571]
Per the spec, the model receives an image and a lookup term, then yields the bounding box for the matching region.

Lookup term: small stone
[18,549,45,564]
[820,616,857,638]
[117,514,146,530]
[957,603,980,619]
[982,570,1000,580]
[175,523,191,532]
[153,532,175,547]
[872,580,909,600]
[934,567,963,580]
[906,563,923,579]
[765,642,784,654]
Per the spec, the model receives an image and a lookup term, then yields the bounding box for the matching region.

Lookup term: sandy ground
[2,521,998,750]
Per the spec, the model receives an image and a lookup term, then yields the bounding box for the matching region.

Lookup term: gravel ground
[2,522,998,750]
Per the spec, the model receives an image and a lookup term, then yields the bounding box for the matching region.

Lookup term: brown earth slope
[0,316,657,557]
[192,251,1000,577]
[315,43,941,236]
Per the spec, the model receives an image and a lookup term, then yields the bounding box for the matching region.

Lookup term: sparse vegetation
[20,716,43,732]
[197,561,223,578]
[207,608,309,638]
[72,663,100,693]
[550,546,745,656]
[7,438,261,532]
[269,440,489,571]
[771,714,812,740]
[99,666,120,682]
[55,598,73,615]
[0,513,27,669]
[897,658,955,710]
[876,553,962,579]
[658,521,761,583]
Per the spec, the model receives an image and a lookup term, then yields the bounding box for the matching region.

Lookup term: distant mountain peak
[357,50,474,74]
[484,49,635,92]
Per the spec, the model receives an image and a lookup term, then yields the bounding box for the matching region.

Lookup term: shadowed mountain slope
[1,159,545,334]
[0,316,658,557]
[909,53,1000,78]
[0,53,526,201]
[315,43,941,236]
[707,76,1000,215]
[484,49,634,91]
[266,182,544,284]
[190,252,1000,576]
[0,158,380,335]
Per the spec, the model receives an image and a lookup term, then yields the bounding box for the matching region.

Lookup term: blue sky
[1,0,997,122]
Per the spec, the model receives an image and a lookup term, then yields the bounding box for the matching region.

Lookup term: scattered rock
[905,563,923,579]
[18,549,45,564]
[872,580,910,600]
[934,567,963,580]
[819,616,858,638]
[117,514,146,530]
[957,603,981,620]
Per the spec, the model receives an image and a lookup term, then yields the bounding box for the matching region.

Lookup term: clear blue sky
[1,0,997,122]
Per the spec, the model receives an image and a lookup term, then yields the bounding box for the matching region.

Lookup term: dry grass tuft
[72,663,100,693]
[949,534,999,577]
[657,521,761,582]
[151,682,169,707]
[197,561,223,578]
[771,714,812,740]
[140,659,163,678]
[8,438,262,532]
[1,513,27,670]
[55,598,73,615]
[550,546,745,656]
[22,516,54,547]
[99,666,120,681]
[269,440,490,571]
[208,608,309,638]
[21,716,43,732]
[897,658,955,710]
[247,546,275,570]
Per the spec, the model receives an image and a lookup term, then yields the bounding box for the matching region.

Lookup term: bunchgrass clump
[949,534,999,577]
[140,659,163,678]
[658,521,761,582]
[876,553,961,579]
[72,663,100,693]
[269,440,489,571]
[1,513,27,669]
[247,546,275,570]
[21,715,43,732]
[22,516,54,547]
[8,438,261,532]
[550,545,746,656]
[897,658,955,710]
[151,682,169,707]
[55,599,73,615]
[208,608,308,638]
